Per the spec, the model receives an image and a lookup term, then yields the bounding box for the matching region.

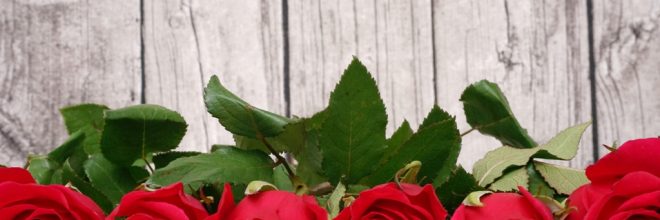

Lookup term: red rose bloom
[207,183,327,220]
[0,167,105,220]
[568,137,660,220]
[107,182,208,220]
[335,183,447,220]
[451,186,553,220]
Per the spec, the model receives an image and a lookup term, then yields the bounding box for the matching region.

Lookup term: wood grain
[143,0,285,152]
[592,0,660,156]
[433,0,593,169]
[0,0,141,166]
[287,0,436,133]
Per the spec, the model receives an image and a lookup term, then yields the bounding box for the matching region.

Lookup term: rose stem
[258,135,296,179]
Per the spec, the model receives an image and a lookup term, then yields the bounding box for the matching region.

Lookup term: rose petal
[0,167,36,184]
[401,184,447,219]
[609,209,660,220]
[610,171,660,197]
[566,183,611,220]
[518,186,554,220]
[110,183,207,220]
[586,138,660,184]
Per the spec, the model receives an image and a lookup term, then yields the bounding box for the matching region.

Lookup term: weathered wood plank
[288,0,435,133]
[0,0,141,166]
[433,0,593,169]
[592,0,660,156]
[143,0,285,152]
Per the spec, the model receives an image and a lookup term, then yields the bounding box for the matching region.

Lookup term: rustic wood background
[1,0,658,170]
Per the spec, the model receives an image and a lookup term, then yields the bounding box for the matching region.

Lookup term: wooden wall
[1,0,658,170]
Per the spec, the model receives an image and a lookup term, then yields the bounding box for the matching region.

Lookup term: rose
[0,167,105,220]
[335,183,447,220]
[207,183,327,220]
[107,182,208,220]
[567,137,660,220]
[451,186,553,220]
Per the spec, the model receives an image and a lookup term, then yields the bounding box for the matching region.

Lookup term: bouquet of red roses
[1,58,657,220]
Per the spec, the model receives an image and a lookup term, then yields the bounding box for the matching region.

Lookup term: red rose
[568,137,660,220]
[107,182,208,220]
[207,183,327,220]
[451,186,553,220]
[0,167,105,220]
[335,183,447,220]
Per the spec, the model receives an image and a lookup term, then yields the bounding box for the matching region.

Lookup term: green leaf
[100,104,187,166]
[473,146,540,186]
[461,80,537,148]
[381,121,414,163]
[361,106,460,186]
[436,166,484,214]
[60,104,109,154]
[84,154,141,203]
[527,163,555,197]
[27,156,60,184]
[319,58,388,184]
[48,131,85,164]
[462,191,492,207]
[234,120,305,154]
[148,147,274,192]
[295,111,329,187]
[61,161,114,213]
[245,180,278,195]
[204,75,290,138]
[153,151,201,169]
[327,182,346,219]
[535,121,592,160]
[489,167,528,192]
[273,165,293,191]
[533,161,588,195]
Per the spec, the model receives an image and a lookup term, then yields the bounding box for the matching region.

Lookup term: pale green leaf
[489,167,528,192]
[245,180,278,195]
[473,146,539,186]
[462,191,492,207]
[533,161,588,195]
[327,182,346,219]
[535,121,591,160]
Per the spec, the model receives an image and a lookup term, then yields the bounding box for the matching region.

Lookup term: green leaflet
[535,121,592,160]
[472,146,539,186]
[148,147,274,192]
[27,131,86,185]
[533,161,588,195]
[234,120,305,155]
[436,166,484,214]
[61,161,114,213]
[380,120,414,165]
[461,80,537,148]
[327,182,346,219]
[527,163,556,197]
[204,75,291,138]
[318,58,388,184]
[100,104,187,166]
[84,154,142,204]
[489,166,528,192]
[60,104,109,154]
[361,106,460,186]
[26,156,60,184]
[152,151,201,169]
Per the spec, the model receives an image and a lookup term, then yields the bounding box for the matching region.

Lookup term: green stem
[460,127,476,137]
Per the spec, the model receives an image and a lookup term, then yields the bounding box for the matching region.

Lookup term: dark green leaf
[153,151,201,169]
[100,104,187,166]
[234,120,305,154]
[148,147,274,192]
[460,80,536,148]
[319,58,388,184]
[527,163,555,197]
[361,107,460,186]
[379,120,414,165]
[48,131,85,164]
[62,161,114,213]
[437,166,484,214]
[295,114,328,187]
[204,75,290,138]
[84,154,141,203]
[273,165,293,191]
[60,104,109,154]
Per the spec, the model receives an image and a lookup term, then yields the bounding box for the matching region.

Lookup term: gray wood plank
[592,1,660,156]
[0,0,141,166]
[433,0,593,169]
[288,0,435,133]
[143,0,285,152]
